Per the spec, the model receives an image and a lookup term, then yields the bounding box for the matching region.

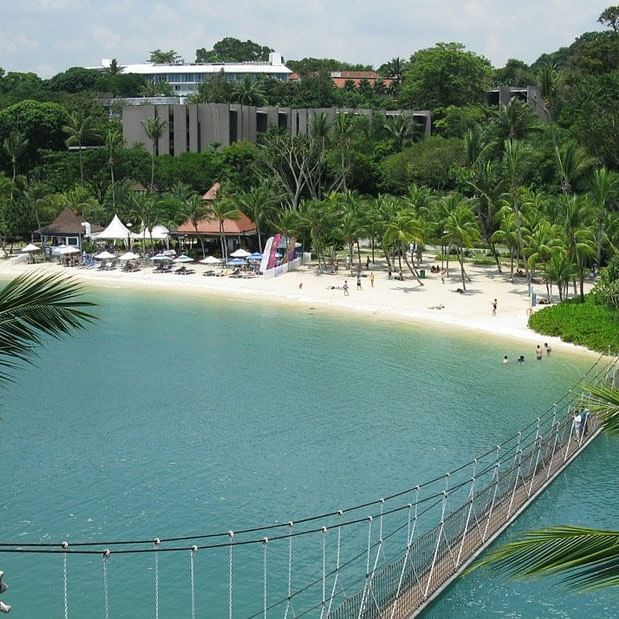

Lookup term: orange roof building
[176,184,256,237]
[288,71,393,89]
[176,212,256,237]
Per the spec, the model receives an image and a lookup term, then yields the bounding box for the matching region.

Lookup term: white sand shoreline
[0,258,599,359]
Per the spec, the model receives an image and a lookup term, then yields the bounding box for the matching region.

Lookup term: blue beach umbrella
[248,252,263,262]
[227,258,246,266]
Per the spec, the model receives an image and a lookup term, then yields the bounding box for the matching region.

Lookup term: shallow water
[0,287,615,617]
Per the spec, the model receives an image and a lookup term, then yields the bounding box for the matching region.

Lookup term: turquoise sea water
[1,286,617,617]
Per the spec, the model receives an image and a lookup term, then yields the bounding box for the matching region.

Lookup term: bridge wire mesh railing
[0,354,615,618]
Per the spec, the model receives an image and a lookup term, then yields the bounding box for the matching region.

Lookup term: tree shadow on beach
[450,288,484,296]
[392,285,425,294]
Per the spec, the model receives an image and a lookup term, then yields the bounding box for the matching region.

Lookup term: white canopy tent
[21,243,40,253]
[93,215,132,241]
[131,224,170,241]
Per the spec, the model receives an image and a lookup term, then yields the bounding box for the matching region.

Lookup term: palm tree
[297,198,330,271]
[63,111,100,184]
[493,98,541,141]
[555,141,596,194]
[131,193,161,253]
[467,160,505,272]
[441,200,481,291]
[210,195,241,262]
[233,184,280,253]
[492,211,520,279]
[545,250,572,301]
[536,62,559,120]
[385,57,404,85]
[476,383,619,590]
[104,126,123,212]
[556,193,596,299]
[3,131,28,182]
[383,114,411,152]
[383,209,426,285]
[502,139,532,282]
[142,116,168,192]
[107,58,123,74]
[332,113,354,191]
[0,273,96,384]
[231,76,267,106]
[182,193,210,258]
[590,168,619,268]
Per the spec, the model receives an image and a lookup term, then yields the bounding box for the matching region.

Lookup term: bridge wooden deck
[386,419,602,618]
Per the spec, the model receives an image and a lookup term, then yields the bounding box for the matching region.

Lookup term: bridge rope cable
[245,496,447,618]
[0,353,610,558]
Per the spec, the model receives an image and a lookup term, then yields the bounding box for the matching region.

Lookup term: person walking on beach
[370,272,375,288]
[492,298,497,315]
[343,280,349,296]
[356,276,362,290]
[366,256,370,270]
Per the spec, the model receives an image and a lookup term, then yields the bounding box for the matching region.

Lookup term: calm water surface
[1,286,616,617]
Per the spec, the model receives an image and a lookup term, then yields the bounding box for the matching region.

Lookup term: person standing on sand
[370,272,375,288]
[492,298,497,315]
[343,280,349,296]
[366,256,370,270]
[356,276,362,290]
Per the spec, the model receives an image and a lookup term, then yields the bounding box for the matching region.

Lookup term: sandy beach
[0,256,597,357]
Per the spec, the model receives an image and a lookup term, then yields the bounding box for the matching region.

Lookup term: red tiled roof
[176,211,256,236]
[286,70,392,89]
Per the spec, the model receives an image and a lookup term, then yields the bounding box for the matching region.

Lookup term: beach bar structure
[175,212,256,251]
[175,182,257,251]
[35,207,101,251]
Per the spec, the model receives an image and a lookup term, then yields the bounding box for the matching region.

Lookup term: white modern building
[99,53,291,96]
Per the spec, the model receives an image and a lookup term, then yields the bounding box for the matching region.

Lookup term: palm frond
[580,383,619,436]
[473,526,619,590]
[0,272,97,383]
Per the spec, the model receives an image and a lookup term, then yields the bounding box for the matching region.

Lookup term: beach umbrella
[230,248,251,258]
[95,250,116,260]
[248,252,263,262]
[59,246,81,255]
[227,258,246,266]
[173,254,194,264]
[151,254,173,262]
[21,243,40,253]
[119,251,140,261]
[199,256,223,265]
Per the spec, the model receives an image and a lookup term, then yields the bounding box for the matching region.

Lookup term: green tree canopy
[148,49,183,64]
[195,37,273,63]
[47,67,100,93]
[401,42,493,109]
[598,5,619,32]
[0,100,68,172]
[286,57,372,75]
[493,58,536,86]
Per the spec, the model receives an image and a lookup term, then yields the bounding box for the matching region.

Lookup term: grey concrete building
[122,103,432,155]
[485,86,548,120]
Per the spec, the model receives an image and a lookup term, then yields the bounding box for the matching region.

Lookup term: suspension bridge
[1,355,616,618]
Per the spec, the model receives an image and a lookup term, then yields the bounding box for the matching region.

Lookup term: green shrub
[529,295,619,353]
